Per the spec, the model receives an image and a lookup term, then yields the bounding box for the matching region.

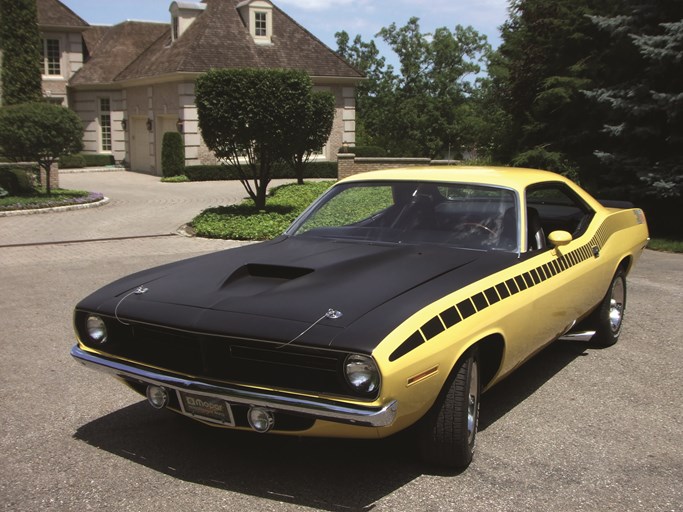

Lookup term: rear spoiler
[598,199,635,209]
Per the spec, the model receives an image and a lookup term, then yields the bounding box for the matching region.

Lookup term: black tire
[590,269,627,347]
[417,348,480,469]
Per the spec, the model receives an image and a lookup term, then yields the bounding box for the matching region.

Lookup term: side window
[526,183,594,238]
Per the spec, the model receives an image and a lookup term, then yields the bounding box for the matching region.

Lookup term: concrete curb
[0,197,110,217]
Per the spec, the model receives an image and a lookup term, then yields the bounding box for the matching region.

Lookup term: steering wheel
[459,222,496,236]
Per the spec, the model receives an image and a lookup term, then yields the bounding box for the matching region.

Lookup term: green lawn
[648,238,683,253]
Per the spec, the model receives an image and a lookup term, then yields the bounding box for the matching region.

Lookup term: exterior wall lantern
[146,118,153,132]
[121,119,127,131]
[176,118,184,133]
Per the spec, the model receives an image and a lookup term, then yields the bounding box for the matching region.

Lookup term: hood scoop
[221,264,314,296]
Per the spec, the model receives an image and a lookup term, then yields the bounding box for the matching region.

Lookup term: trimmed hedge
[59,153,87,168]
[59,153,115,168]
[161,132,185,177]
[183,161,338,181]
[0,166,37,194]
[338,145,387,157]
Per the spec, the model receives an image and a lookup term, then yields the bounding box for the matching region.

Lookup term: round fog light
[247,407,274,433]
[146,385,169,409]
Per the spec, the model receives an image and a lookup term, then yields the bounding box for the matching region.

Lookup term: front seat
[527,207,546,251]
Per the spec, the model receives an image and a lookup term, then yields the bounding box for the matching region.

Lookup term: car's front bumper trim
[70,345,398,428]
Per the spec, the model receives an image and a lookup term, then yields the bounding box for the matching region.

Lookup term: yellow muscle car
[71,166,649,469]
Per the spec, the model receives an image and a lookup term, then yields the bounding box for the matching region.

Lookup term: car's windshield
[289,181,519,252]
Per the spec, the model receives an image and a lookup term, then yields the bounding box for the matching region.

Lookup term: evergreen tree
[0,0,43,105]
[492,0,620,185]
[585,0,683,201]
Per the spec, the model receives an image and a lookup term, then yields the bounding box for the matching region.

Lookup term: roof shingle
[70,22,169,85]
[36,0,88,28]
[114,0,363,82]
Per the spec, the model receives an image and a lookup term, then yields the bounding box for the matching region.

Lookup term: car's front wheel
[417,348,480,470]
[590,269,627,347]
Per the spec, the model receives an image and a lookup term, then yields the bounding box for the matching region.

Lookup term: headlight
[344,354,379,394]
[85,315,108,344]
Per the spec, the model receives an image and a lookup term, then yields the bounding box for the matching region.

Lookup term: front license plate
[177,391,235,426]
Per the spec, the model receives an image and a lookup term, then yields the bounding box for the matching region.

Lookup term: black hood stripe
[388,218,626,362]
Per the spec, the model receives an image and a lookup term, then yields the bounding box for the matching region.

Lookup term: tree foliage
[585,0,683,200]
[336,18,492,158]
[288,91,335,185]
[196,68,318,209]
[0,102,83,193]
[0,0,43,105]
[490,0,621,184]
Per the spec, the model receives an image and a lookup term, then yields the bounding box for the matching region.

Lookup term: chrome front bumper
[70,345,398,428]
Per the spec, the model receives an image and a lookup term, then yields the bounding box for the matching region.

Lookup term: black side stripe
[388,225,615,362]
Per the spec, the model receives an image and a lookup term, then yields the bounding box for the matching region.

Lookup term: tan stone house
[34,0,362,174]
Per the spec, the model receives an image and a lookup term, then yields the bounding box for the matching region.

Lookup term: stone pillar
[39,162,59,190]
[337,153,355,179]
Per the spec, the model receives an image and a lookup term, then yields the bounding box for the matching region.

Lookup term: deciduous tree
[0,102,83,193]
[288,91,335,185]
[196,69,314,209]
[337,19,491,159]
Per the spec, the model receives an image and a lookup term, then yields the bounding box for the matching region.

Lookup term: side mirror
[548,230,573,247]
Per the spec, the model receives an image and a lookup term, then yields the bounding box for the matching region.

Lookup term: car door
[509,182,605,359]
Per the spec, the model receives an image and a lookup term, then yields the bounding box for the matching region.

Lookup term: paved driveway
[0,171,681,511]
[1,171,262,246]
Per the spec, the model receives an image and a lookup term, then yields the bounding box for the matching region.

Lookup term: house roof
[70,22,169,85]
[36,0,88,29]
[113,0,363,82]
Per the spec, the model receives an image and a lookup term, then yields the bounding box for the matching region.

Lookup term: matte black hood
[77,236,515,351]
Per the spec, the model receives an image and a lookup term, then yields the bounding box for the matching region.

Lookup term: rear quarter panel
[369,206,648,435]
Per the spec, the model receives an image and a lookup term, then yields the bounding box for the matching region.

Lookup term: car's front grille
[76,312,362,398]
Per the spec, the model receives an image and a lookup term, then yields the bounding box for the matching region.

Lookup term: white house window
[99,98,112,152]
[254,11,267,36]
[42,39,61,76]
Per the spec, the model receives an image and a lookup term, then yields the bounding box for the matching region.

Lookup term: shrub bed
[0,189,103,211]
[192,181,333,240]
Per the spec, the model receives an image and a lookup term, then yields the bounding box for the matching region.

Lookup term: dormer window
[254,11,267,37]
[237,0,273,45]
[169,1,206,42]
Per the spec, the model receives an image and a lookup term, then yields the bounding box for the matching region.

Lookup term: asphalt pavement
[0,171,681,512]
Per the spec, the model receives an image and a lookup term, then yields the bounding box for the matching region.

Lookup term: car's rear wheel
[590,269,627,347]
[417,348,480,469]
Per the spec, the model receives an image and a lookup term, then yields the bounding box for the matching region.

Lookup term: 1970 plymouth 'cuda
[71,167,649,469]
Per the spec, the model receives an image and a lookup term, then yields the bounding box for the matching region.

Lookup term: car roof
[339,166,571,190]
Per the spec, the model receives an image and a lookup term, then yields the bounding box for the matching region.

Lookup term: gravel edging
[0,196,110,217]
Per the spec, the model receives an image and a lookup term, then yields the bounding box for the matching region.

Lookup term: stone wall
[338,153,459,179]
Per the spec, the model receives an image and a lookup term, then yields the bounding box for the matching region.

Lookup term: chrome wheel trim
[609,277,625,333]
[467,360,479,444]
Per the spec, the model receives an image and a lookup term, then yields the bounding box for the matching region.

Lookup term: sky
[60,0,510,58]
